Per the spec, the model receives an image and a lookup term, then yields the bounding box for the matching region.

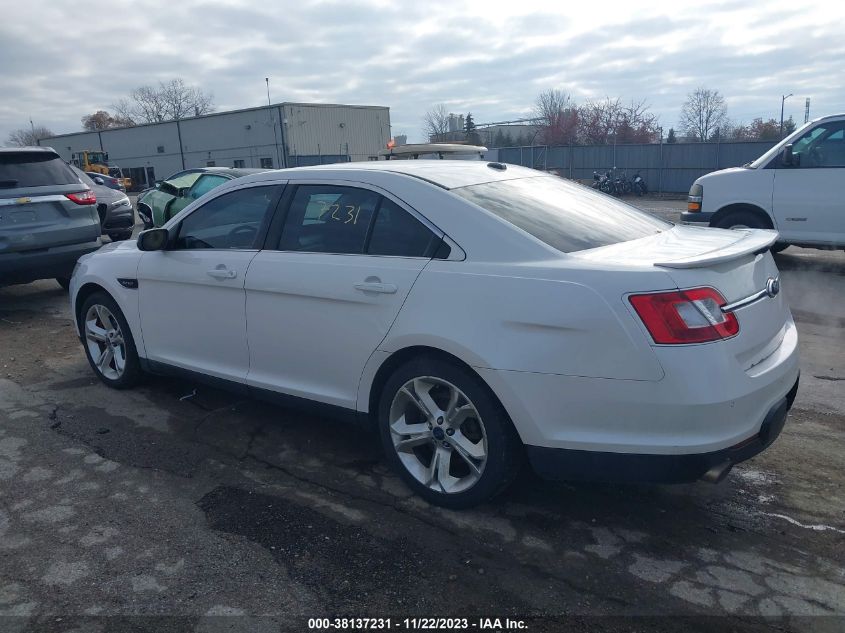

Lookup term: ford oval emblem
[766,277,780,298]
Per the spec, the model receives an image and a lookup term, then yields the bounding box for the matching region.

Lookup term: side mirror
[154,182,161,189]
[137,228,169,251]
[781,144,794,167]
[93,177,104,185]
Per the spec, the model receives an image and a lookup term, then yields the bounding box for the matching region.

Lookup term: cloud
[1,0,842,144]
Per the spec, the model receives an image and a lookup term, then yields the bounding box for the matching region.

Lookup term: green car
[137,167,268,228]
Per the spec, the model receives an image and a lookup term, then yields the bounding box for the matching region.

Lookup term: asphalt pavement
[1,197,843,632]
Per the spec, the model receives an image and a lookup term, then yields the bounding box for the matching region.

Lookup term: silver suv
[0,147,102,288]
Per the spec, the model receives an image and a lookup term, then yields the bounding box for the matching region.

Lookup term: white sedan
[70,161,800,508]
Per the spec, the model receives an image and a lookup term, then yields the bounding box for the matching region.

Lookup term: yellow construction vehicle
[70,151,132,189]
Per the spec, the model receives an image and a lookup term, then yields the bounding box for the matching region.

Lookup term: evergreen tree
[464,112,481,145]
[667,128,677,144]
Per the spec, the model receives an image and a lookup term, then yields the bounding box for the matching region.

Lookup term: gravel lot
[1,198,843,632]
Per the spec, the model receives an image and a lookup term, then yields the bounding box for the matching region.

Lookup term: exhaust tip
[701,460,733,484]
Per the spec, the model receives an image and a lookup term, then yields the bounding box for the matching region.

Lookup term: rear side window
[452,176,670,253]
[188,174,229,199]
[0,152,79,188]
[368,199,436,257]
[278,185,380,254]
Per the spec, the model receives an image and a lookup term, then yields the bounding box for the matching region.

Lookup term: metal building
[39,102,391,189]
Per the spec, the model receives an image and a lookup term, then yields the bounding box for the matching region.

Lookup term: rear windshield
[0,152,79,189]
[451,176,670,253]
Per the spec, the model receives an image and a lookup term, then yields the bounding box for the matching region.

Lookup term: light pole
[780,93,793,139]
[266,77,282,168]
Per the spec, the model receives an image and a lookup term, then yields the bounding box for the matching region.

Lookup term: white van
[681,113,845,252]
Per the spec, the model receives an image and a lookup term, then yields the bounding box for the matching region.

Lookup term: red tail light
[65,190,96,205]
[629,287,739,344]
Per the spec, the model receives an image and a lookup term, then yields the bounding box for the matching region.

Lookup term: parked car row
[1,153,273,289]
[8,126,838,507]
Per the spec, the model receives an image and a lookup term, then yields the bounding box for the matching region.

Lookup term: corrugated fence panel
[497,141,777,192]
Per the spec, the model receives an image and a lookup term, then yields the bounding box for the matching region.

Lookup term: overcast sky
[2,0,843,144]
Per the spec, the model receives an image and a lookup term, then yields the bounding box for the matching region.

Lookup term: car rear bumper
[525,375,798,483]
[0,239,102,284]
[102,212,135,231]
[476,311,799,480]
[680,211,714,226]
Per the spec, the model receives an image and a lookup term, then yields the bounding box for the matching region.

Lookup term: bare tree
[533,89,578,145]
[161,78,214,120]
[6,125,54,147]
[679,88,728,142]
[112,79,214,124]
[579,98,620,144]
[81,110,134,131]
[422,104,449,141]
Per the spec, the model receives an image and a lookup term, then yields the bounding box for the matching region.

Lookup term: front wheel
[79,292,142,389]
[714,211,768,231]
[378,356,522,509]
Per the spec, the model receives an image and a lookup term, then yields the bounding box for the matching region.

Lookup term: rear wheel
[79,292,142,389]
[378,356,522,509]
[714,211,769,230]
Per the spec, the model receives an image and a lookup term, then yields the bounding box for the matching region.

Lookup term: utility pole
[780,93,793,139]
[266,77,282,168]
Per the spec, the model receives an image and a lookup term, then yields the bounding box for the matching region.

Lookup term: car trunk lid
[1,150,101,253]
[0,184,101,253]
[574,225,790,371]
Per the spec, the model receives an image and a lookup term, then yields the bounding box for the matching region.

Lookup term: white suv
[682,113,845,252]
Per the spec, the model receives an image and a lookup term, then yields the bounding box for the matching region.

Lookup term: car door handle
[207,267,237,280]
[354,281,397,294]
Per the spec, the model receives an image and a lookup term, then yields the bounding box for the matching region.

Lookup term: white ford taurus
[70,161,800,508]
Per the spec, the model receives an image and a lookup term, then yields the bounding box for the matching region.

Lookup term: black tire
[770,242,789,254]
[714,211,769,230]
[108,230,133,242]
[79,292,142,389]
[56,277,71,291]
[137,206,154,230]
[377,355,522,509]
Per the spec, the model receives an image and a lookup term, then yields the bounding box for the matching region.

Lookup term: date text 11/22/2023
[307,617,528,630]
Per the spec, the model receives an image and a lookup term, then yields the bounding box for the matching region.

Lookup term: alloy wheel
[84,304,127,380]
[388,376,487,494]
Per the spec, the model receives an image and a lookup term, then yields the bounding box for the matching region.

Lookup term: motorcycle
[631,171,648,196]
[592,170,613,195]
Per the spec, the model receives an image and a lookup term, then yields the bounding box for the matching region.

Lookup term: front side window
[452,176,669,253]
[174,185,280,250]
[792,121,845,168]
[188,174,229,200]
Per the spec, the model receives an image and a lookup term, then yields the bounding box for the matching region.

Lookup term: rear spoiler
[654,229,778,269]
